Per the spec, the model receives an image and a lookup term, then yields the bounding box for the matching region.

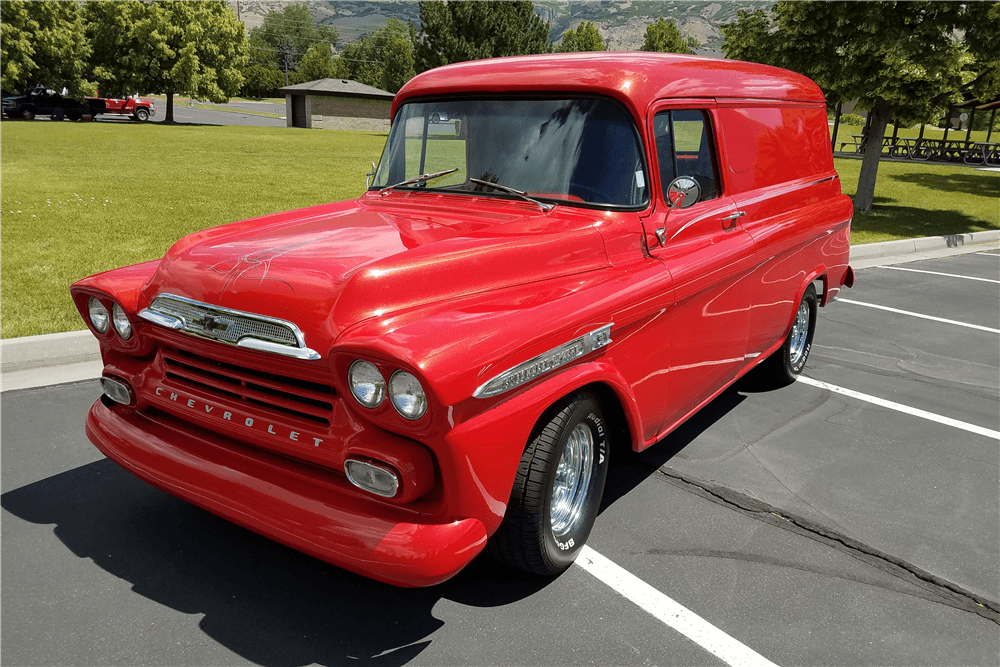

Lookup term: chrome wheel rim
[550,423,594,538]
[789,300,810,367]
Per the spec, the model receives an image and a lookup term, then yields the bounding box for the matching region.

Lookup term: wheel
[752,284,818,387]
[430,112,440,123]
[51,107,64,121]
[66,111,80,121]
[21,107,35,120]
[135,107,149,121]
[488,390,609,576]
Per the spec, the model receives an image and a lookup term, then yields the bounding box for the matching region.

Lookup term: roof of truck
[393,52,826,120]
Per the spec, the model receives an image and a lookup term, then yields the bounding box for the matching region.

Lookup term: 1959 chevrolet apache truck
[71,53,854,587]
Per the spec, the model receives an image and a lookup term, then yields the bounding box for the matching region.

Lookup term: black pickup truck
[2,87,98,120]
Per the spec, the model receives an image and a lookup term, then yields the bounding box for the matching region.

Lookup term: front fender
[442,358,640,536]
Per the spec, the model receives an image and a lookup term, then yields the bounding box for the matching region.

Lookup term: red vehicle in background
[88,94,157,121]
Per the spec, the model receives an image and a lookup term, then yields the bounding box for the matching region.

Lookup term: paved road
[94,100,286,128]
[2,251,998,666]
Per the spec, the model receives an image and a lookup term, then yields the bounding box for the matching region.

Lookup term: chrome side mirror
[366,161,376,189]
[665,176,701,209]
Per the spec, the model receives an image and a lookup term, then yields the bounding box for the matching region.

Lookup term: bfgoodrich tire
[753,283,818,388]
[488,390,609,576]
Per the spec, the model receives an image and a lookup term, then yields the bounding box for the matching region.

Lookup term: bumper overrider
[86,398,487,587]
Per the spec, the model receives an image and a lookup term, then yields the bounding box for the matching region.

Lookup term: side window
[653,109,720,203]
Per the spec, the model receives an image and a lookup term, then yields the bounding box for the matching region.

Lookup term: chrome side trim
[140,293,321,361]
[237,337,321,361]
[474,324,613,399]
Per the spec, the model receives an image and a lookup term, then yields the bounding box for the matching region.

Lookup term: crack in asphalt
[654,466,1000,626]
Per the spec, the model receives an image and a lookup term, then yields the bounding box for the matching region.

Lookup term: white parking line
[838,298,1000,334]
[576,546,780,667]
[876,265,1000,284]
[798,376,1000,440]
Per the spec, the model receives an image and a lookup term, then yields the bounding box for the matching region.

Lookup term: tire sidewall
[785,284,818,377]
[540,397,609,571]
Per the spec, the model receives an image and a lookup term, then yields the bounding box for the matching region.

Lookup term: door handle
[721,210,746,230]
[655,228,666,246]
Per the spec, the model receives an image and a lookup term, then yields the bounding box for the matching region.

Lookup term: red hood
[141,193,611,347]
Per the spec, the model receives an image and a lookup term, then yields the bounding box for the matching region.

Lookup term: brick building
[279,78,394,131]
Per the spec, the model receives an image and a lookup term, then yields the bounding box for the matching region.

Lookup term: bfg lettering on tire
[488,391,610,575]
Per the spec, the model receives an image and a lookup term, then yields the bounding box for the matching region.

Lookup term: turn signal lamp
[345,459,400,498]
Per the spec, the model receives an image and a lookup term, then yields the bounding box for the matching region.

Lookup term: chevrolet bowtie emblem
[195,314,229,337]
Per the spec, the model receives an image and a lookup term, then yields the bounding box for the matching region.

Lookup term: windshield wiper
[378,168,458,195]
[469,178,554,212]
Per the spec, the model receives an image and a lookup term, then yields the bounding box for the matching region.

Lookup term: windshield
[371,98,648,209]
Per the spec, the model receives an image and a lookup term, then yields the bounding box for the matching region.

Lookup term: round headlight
[112,303,132,340]
[389,370,427,420]
[349,360,385,408]
[88,297,110,333]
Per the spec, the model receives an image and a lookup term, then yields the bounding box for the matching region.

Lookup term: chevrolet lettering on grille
[153,386,325,448]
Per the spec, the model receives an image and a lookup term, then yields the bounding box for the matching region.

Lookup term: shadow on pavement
[600,386,747,513]
[1,460,551,666]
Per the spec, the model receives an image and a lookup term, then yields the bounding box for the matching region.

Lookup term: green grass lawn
[834,158,999,244]
[1,122,387,338]
[1,121,997,338]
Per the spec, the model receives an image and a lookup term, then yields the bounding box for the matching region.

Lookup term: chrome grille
[139,293,320,360]
[151,296,297,345]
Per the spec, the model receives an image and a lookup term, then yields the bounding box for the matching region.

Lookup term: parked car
[2,86,94,120]
[71,53,854,587]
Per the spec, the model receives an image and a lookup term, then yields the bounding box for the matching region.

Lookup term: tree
[340,18,415,93]
[555,20,606,53]
[242,63,284,99]
[415,1,551,73]
[249,3,337,87]
[721,2,999,213]
[295,43,344,83]
[640,17,694,55]
[1,0,92,95]
[84,0,247,123]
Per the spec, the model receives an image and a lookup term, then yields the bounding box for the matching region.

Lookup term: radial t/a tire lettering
[488,390,609,576]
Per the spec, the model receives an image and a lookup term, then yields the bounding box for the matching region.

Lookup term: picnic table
[840,134,999,165]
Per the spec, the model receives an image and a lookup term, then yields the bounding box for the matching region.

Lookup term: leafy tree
[242,63,284,99]
[640,17,694,55]
[340,18,415,93]
[1,0,92,95]
[295,43,345,83]
[721,2,1000,213]
[555,20,606,53]
[249,3,337,87]
[415,1,551,73]
[84,0,247,123]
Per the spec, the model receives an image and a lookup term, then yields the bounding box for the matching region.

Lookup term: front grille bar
[139,293,320,361]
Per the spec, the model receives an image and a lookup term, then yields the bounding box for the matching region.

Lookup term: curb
[1,230,998,388]
[849,230,1000,261]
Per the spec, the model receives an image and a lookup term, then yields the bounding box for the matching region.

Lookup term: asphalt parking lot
[2,249,998,666]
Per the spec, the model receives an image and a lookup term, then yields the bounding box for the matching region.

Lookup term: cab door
[642,105,757,430]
